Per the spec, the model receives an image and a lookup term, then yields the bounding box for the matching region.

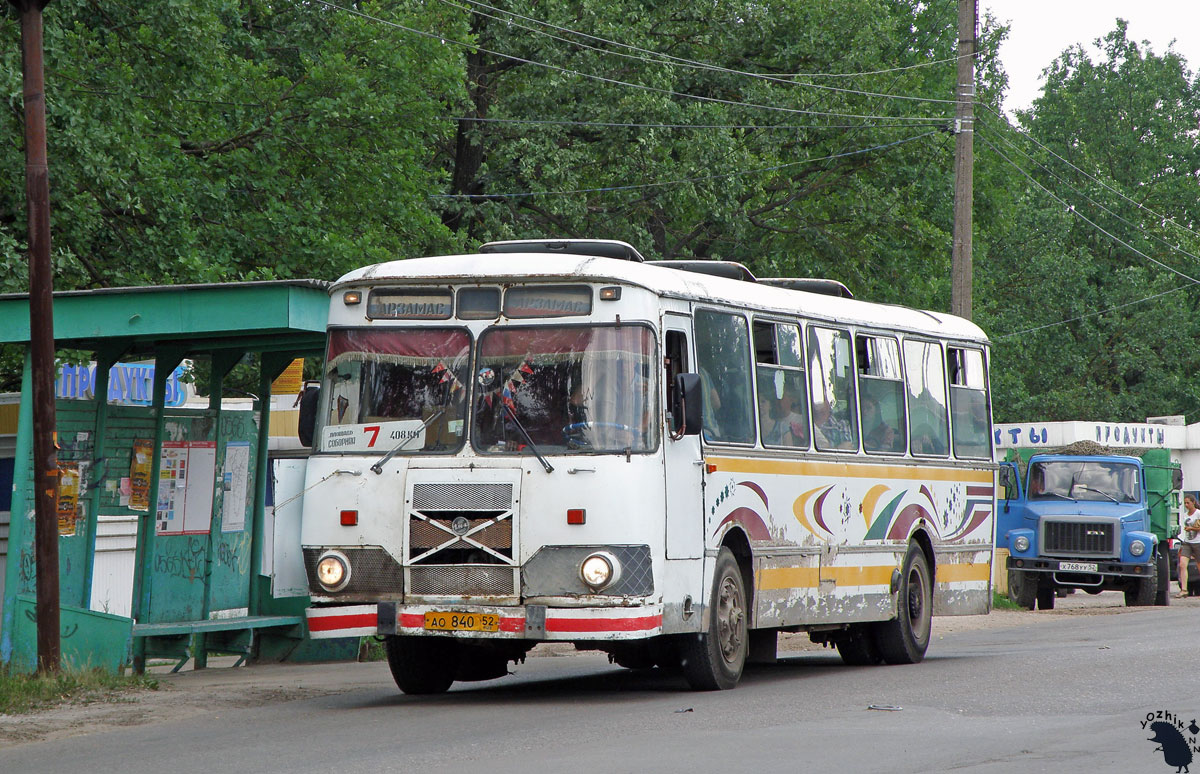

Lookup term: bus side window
[665,330,688,427]
[948,347,990,459]
[753,319,810,449]
[856,334,907,455]
[808,325,858,451]
[903,339,950,457]
[695,309,754,444]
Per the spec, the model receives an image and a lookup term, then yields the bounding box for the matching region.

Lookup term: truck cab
[997,451,1179,609]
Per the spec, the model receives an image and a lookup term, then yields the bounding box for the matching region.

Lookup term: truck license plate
[424,611,499,632]
[1059,561,1098,572]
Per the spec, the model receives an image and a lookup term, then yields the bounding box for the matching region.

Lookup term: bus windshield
[319,328,471,453]
[472,324,658,455]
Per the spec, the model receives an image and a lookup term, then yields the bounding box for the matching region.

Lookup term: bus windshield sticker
[322,420,427,453]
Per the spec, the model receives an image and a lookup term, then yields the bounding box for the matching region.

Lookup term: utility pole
[951,0,976,320]
[10,0,59,673]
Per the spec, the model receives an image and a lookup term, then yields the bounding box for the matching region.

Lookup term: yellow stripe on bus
[758,562,991,591]
[707,456,993,483]
[934,563,993,583]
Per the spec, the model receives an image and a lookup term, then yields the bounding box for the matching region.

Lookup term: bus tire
[1007,568,1037,610]
[836,624,883,666]
[873,544,932,665]
[680,548,747,690]
[385,635,458,695]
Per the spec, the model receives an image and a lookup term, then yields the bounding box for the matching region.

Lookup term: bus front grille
[409,482,516,566]
[408,565,517,596]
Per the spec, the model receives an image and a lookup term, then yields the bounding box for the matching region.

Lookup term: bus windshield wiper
[505,405,554,474]
[370,408,447,475]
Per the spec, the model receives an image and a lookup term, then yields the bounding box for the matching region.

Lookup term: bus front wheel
[873,544,932,665]
[385,635,457,695]
[680,548,747,690]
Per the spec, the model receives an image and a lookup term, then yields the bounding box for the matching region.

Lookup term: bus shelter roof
[0,280,331,355]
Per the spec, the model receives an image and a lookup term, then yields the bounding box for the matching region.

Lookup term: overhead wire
[977,116,1200,267]
[978,102,1200,244]
[432,130,940,199]
[311,0,947,123]
[437,0,959,105]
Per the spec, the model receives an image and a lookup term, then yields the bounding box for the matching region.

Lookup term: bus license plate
[424,612,500,632]
[1059,562,1098,572]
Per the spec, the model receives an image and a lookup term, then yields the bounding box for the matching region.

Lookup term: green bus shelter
[0,280,335,672]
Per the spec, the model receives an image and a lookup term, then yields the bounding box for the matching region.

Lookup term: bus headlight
[580,552,621,591]
[316,551,351,592]
[1130,540,1147,557]
[1014,535,1030,553]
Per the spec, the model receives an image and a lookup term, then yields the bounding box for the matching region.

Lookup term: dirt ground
[0,592,1193,749]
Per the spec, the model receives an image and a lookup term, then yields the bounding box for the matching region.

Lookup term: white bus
[296,239,995,692]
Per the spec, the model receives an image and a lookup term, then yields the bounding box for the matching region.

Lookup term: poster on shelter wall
[220,441,251,532]
[155,441,217,535]
[56,462,82,536]
[128,439,153,512]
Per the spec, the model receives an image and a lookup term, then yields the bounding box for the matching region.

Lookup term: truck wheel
[385,635,458,695]
[835,624,883,666]
[1154,550,1171,606]
[1008,568,1037,610]
[873,544,932,665]
[680,548,748,690]
[1125,572,1157,607]
[1035,584,1055,610]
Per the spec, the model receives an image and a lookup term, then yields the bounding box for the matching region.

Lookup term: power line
[438,0,958,105]
[432,130,939,199]
[448,0,979,80]
[995,283,1195,339]
[311,0,947,123]
[452,116,945,131]
[977,117,1200,268]
[978,133,1200,284]
[978,102,1200,245]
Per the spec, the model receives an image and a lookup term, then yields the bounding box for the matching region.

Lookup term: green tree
[975,21,1200,422]
[1,0,467,292]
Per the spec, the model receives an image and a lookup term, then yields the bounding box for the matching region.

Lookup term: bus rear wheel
[385,635,458,695]
[872,544,932,665]
[681,548,747,690]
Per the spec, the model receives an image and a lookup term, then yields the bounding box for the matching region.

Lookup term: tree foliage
[4,4,1200,423]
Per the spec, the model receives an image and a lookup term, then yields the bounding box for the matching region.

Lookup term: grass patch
[993,591,1024,611]
[0,667,159,716]
[358,637,387,662]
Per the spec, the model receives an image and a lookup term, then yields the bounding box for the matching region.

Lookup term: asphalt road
[2,600,1198,773]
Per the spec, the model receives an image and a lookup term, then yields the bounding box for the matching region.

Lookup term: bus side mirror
[1173,468,1184,490]
[671,373,703,437]
[298,384,320,447]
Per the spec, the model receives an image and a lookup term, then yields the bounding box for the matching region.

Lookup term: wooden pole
[11,0,60,673]
[951,0,976,320]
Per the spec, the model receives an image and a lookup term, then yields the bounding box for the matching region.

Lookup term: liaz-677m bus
[294,239,995,693]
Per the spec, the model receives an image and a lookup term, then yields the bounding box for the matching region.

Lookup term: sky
[982,0,1200,113]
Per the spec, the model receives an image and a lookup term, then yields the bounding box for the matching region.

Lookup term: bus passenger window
[903,339,949,457]
[695,310,754,444]
[753,320,810,448]
[807,326,858,451]
[949,347,990,459]
[856,335,906,455]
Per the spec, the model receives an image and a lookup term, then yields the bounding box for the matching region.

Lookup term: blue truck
[997,447,1181,609]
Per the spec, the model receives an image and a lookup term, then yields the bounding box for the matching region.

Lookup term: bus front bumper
[306,602,664,641]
